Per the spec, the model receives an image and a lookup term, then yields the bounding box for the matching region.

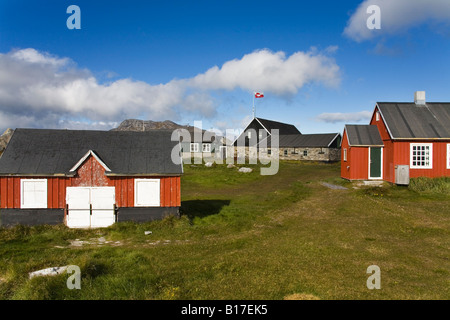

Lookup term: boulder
[29,266,68,279]
[238,167,252,173]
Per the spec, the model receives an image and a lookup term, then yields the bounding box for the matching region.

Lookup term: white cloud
[344,0,450,42]
[316,111,372,123]
[0,47,341,131]
[189,48,340,95]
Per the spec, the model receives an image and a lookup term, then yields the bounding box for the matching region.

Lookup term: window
[135,179,160,207]
[21,179,47,209]
[190,143,199,153]
[248,131,252,139]
[303,150,308,157]
[284,149,288,156]
[268,149,272,155]
[410,143,432,169]
[447,144,450,169]
[202,143,211,153]
[376,111,380,121]
[343,148,347,162]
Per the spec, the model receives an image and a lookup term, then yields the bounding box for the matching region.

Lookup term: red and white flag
[255,92,264,98]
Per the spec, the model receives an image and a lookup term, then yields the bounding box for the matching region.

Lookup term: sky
[0,0,449,136]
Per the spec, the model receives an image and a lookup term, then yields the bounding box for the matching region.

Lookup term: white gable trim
[327,133,341,147]
[232,117,264,146]
[69,150,111,173]
[343,126,350,147]
[254,118,270,135]
[375,103,394,140]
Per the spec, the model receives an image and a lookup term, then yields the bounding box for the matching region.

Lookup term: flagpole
[252,92,255,118]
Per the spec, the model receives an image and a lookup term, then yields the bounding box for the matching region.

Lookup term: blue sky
[0,0,449,135]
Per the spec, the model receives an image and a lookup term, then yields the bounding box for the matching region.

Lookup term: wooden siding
[391,141,449,182]
[341,130,369,180]
[0,155,181,209]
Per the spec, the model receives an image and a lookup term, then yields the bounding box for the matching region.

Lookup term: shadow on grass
[181,199,231,221]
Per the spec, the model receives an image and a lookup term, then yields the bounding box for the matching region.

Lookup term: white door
[91,187,116,228]
[66,187,116,228]
[66,187,91,228]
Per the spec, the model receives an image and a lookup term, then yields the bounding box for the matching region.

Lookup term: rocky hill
[0,128,14,155]
[111,119,187,131]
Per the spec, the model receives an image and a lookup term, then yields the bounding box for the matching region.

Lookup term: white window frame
[376,111,380,121]
[20,179,48,209]
[190,143,199,153]
[343,148,347,162]
[134,179,161,207]
[447,144,450,169]
[410,143,433,169]
[202,143,211,153]
[303,150,308,157]
[248,131,252,139]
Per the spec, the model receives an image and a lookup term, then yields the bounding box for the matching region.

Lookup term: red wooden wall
[0,156,181,209]
[341,129,370,180]
[371,107,450,183]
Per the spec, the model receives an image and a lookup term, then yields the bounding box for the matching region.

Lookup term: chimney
[414,91,426,105]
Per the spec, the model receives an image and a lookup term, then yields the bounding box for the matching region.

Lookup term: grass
[409,177,450,195]
[0,161,449,300]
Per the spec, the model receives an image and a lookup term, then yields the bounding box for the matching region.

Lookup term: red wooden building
[0,129,183,228]
[341,92,450,183]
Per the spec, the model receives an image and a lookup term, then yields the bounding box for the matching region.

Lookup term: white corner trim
[69,150,111,172]
[447,144,450,170]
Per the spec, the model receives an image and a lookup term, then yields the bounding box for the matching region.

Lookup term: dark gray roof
[377,103,450,139]
[256,118,301,135]
[345,125,384,147]
[0,129,183,176]
[260,133,340,148]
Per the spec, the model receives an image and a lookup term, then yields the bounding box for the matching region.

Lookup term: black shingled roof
[0,129,183,176]
[344,125,384,147]
[256,118,301,135]
[260,133,340,148]
[377,102,450,139]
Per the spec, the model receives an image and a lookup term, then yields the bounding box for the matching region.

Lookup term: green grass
[0,161,449,300]
[409,177,450,195]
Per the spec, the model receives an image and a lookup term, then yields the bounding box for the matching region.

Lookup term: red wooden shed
[342,92,450,183]
[0,129,183,228]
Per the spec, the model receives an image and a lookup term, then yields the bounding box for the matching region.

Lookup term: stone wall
[234,147,341,162]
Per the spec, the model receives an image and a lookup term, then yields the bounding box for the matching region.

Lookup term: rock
[70,239,84,247]
[227,164,235,168]
[238,167,252,173]
[205,162,213,167]
[320,182,348,190]
[29,266,68,279]
[144,231,152,235]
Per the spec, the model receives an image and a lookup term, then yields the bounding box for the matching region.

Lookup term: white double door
[66,187,116,228]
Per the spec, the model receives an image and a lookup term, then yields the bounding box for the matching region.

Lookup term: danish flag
[255,92,264,98]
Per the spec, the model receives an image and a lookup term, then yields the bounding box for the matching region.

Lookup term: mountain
[111,119,187,131]
[111,119,232,144]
